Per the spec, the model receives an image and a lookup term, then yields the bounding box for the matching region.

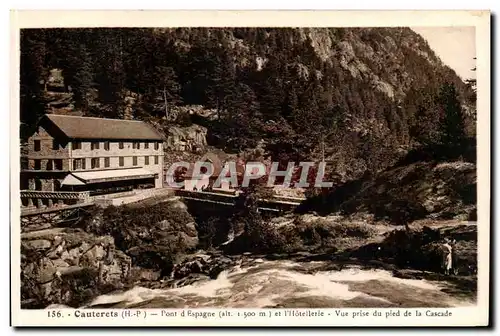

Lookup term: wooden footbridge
[20,202,95,231]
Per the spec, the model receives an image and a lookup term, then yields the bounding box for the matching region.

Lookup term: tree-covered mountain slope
[20,27,476,182]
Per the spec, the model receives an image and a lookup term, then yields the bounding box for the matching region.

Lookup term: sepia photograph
[10,10,490,327]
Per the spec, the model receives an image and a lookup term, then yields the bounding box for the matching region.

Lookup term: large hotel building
[20,114,165,207]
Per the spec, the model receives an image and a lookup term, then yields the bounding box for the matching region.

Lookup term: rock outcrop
[84,200,199,280]
[20,200,200,309]
[171,253,236,281]
[21,228,131,308]
[344,160,476,220]
[165,124,208,153]
[299,158,476,222]
[349,224,477,276]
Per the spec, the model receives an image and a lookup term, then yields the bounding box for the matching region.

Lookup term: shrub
[176,111,193,127]
[368,226,445,270]
[329,222,377,238]
[197,216,220,249]
[238,210,288,253]
[295,218,376,241]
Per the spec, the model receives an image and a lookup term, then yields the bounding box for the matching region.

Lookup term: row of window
[28,177,158,192]
[31,179,61,191]
[73,156,160,170]
[33,139,161,152]
[30,156,160,170]
[33,139,63,151]
[33,159,63,171]
[73,141,160,151]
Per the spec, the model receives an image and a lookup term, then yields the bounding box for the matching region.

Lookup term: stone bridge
[18,188,304,232]
[175,189,305,213]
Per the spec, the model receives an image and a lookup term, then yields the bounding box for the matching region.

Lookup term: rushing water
[85,260,475,309]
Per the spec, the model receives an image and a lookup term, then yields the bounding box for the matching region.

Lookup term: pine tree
[70,44,94,110]
[215,83,261,151]
[151,66,182,119]
[122,29,153,95]
[206,47,236,119]
[405,85,442,146]
[182,44,218,105]
[465,57,477,106]
[20,29,48,138]
[282,86,299,121]
[95,29,127,118]
[438,82,467,150]
[255,56,284,121]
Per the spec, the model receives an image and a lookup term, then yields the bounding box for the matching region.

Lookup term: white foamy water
[87,260,474,309]
[171,265,249,297]
[319,267,440,290]
[88,286,168,307]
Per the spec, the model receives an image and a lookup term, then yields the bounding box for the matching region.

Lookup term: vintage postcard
[10,10,490,327]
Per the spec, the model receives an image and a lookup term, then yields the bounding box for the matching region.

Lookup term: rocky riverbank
[130,217,477,303]
[21,227,132,309]
[20,198,199,308]
[20,197,477,309]
[85,256,476,309]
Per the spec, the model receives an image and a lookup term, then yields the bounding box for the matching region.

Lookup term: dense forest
[20,27,476,182]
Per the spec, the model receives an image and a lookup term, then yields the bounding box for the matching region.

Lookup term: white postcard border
[9,9,491,327]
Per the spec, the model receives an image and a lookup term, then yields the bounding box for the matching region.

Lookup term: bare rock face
[165,124,208,153]
[21,228,131,309]
[46,68,65,91]
[306,159,477,222]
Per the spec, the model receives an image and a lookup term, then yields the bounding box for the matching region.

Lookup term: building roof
[61,167,156,185]
[43,114,164,141]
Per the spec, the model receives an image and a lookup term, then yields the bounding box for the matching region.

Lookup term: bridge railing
[20,190,91,209]
[176,188,306,211]
[176,189,238,204]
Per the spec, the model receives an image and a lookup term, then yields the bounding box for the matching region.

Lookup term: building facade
[21,114,164,202]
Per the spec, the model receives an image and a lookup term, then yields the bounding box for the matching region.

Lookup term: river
[84,259,475,309]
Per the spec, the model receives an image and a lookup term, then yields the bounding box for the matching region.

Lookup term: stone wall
[27,125,71,164]
[24,125,70,191]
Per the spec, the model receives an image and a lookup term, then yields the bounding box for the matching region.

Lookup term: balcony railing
[20,191,92,209]
[20,190,90,200]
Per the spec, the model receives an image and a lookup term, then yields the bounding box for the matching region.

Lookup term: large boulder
[350,224,477,275]
[21,228,131,309]
[84,200,199,279]
[165,124,207,153]
[171,253,236,282]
